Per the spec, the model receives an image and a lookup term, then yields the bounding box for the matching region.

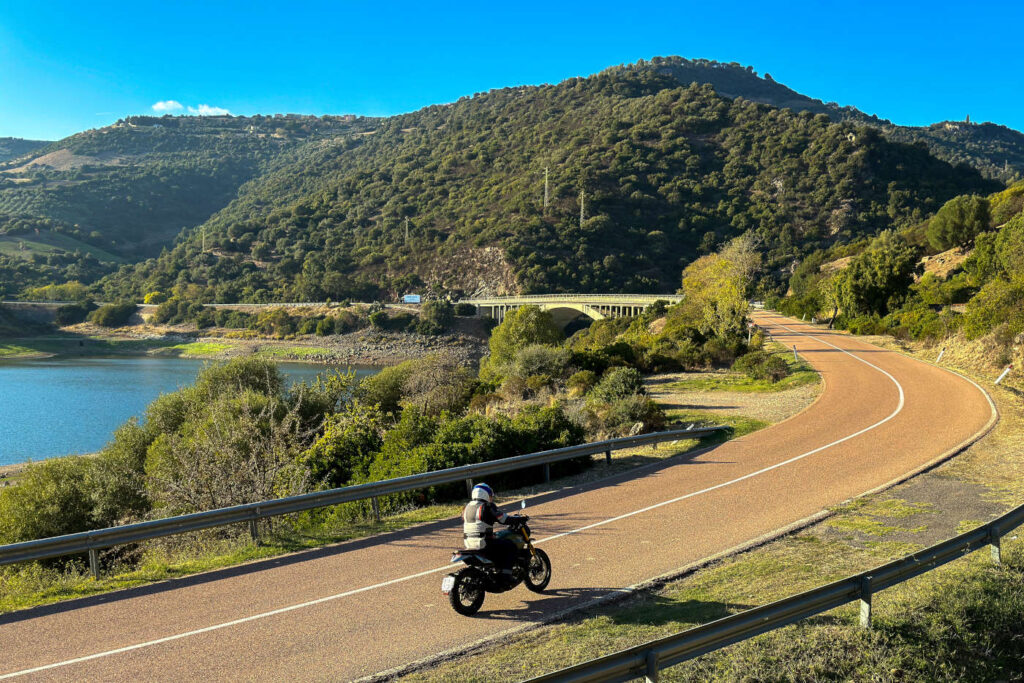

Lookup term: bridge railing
[0,426,724,577]
[460,294,684,305]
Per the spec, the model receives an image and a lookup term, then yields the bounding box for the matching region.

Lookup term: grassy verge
[663,343,819,393]
[0,343,48,358]
[150,341,235,358]
[398,343,1024,682]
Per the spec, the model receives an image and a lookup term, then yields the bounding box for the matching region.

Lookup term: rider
[462,483,519,574]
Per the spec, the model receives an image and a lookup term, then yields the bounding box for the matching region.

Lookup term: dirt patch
[920,245,970,279]
[3,149,129,173]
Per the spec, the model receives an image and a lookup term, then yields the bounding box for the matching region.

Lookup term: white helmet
[471,483,494,503]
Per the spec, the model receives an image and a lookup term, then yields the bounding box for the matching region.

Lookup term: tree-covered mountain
[0,115,373,296]
[3,57,1019,302]
[94,65,998,303]
[639,57,1024,183]
[0,137,50,163]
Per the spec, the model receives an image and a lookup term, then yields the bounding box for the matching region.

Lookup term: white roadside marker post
[793,345,798,362]
[936,346,946,363]
[994,365,1012,385]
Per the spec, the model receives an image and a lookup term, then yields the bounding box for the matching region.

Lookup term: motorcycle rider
[462,483,519,574]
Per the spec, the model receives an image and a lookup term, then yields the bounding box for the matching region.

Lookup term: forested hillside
[95,66,997,303]
[641,57,1024,183]
[3,57,1019,302]
[0,138,50,163]
[0,115,372,296]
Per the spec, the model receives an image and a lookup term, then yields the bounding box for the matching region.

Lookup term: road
[0,314,995,681]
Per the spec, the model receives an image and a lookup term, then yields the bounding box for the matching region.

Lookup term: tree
[926,195,990,250]
[484,306,563,371]
[302,401,385,487]
[678,251,749,340]
[838,230,921,316]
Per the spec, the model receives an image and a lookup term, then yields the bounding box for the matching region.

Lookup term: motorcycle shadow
[470,585,632,621]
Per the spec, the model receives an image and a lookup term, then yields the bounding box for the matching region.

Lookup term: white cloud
[188,104,231,116]
[151,100,184,112]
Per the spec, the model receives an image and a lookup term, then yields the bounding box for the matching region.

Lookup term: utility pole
[404,216,409,244]
[579,188,585,225]
[543,167,549,215]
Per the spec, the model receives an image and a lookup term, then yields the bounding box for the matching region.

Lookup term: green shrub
[567,370,598,397]
[356,361,416,415]
[593,367,645,401]
[598,395,666,436]
[0,458,96,544]
[454,303,476,316]
[54,301,96,325]
[732,350,790,382]
[89,302,137,327]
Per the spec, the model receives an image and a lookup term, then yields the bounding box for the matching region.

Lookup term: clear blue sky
[2,0,1022,141]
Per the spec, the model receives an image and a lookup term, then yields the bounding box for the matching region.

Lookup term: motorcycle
[442,501,552,616]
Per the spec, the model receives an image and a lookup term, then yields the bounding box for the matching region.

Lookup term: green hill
[0,138,50,163]
[94,65,998,303]
[4,57,1020,302]
[638,58,1024,184]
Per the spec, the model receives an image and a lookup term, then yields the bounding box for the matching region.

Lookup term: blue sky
[2,1,1022,141]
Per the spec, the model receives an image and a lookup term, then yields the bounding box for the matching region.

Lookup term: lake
[0,357,377,467]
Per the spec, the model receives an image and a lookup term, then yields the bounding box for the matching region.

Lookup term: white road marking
[0,318,905,680]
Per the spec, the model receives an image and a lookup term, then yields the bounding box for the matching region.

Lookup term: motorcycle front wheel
[524,548,551,593]
[449,567,486,616]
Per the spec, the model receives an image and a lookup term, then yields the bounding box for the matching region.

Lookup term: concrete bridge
[459,294,684,328]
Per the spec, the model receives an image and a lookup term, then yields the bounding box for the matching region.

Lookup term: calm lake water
[0,357,377,467]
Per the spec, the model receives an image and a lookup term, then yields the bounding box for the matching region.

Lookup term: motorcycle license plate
[441,576,455,594]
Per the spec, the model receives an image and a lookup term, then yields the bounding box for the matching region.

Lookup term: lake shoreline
[0,325,487,367]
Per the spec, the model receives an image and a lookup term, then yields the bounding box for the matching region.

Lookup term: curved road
[0,314,995,681]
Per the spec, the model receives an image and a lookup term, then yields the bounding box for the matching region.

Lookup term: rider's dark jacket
[462,500,509,550]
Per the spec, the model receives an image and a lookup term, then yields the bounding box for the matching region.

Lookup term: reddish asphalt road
[0,314,995,681]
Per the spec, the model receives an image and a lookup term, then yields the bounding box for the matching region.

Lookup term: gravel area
[646,371,822,424]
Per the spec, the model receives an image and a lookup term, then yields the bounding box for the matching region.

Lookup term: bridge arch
[541,304,605,330]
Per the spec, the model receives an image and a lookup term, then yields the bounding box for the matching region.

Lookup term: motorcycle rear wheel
[524,549,551,593]
[449,568,486,616]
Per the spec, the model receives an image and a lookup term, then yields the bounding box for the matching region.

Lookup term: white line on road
[0,318,905,680]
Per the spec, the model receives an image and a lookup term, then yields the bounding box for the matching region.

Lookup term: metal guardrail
[0,426,724,575]
[528,499,1024,683]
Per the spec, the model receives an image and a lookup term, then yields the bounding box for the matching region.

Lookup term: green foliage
[994,214,1024,280]
[454,303,476,317]
[926,195,990,250]
[484,306,563,372]
[356,361,416,415]
[732,350,790,382]
[838,230,921,317]
[592,367,645,401]
[566,370,598,397]
[54,300,96,325]
[962,276,1024,340]
[302,401,385,488]
[417,300,454,335]
[89,63,995,303]
[88,302,137,327]
[0,458,95,544]
[508,345,574,384]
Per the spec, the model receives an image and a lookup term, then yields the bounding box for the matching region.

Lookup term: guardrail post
[644,650,659,682]
[543,463,551,483]
[465,479,473,497]
[605,448,612,465]
[249,519,260,545]
[372,496,380,524]
[859,576,872,629]
[989,526,1002,565]
[88,548,100,580]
